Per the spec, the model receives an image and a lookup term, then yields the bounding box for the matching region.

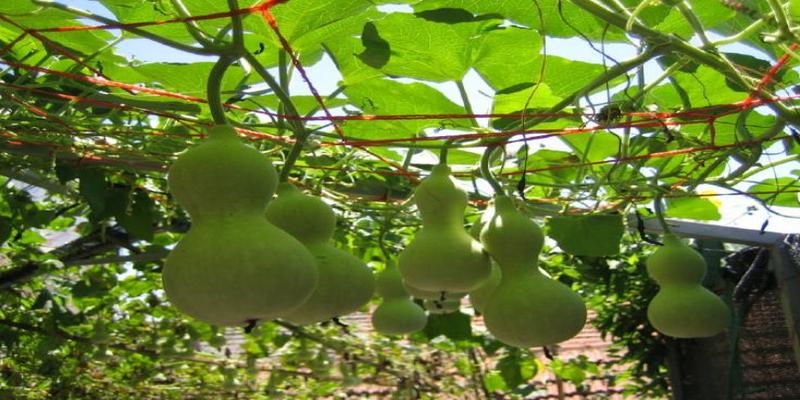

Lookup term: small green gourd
[398,164,490,292]
[646,234,730,338]
[480,195,587,347]
[163,125,318,326]
[372,261,427,335]
[266,183,374,325]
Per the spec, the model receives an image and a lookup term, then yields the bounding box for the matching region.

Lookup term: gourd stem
[207,55,235,125]
[439,138,457,165]
[480,145,506,196]
[653,191,671,235]
[278,130,310,182]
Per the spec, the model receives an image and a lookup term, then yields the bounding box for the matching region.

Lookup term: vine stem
[571,0,800,129]
[170,0,217,48]
[31,0,222,56]
[227,0,245,52]
[728,154,800,186]
[456,80,479,127]
[207,55,235,125]
[243,53,305,133]
[278,131,310,182]
[653,191,671,235]
[480,145,506,196]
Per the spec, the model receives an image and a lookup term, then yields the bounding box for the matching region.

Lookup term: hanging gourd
[372,261,428,335]
[480,195,587,347]
[265,183,375,325]
[162,125,318,326]
[468,263,502,314]
[467,202,502,314]
[646,233,730,337]
[398,164,491,292]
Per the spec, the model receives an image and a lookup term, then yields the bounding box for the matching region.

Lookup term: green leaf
[365,12,500,82]
[117,190,156,241]
[0,216,12,245]
[423,311,472,341]
[414,0,628,40]
[560,131,621,162]
[497,350,523,388]
[666,195,722,220]
[472,26,542,91]
[748,178,800,207]
[343,79,468,139]
[78,169,108,218]
[547,214,624,256]
[483,371,508,392]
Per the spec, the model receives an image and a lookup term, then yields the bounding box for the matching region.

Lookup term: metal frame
[632,216,800,369]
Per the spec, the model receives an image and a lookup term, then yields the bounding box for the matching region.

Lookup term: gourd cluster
[377,164,588,347]
[163,125,373,327]
[163,131,730,345]
[376,164,730,346]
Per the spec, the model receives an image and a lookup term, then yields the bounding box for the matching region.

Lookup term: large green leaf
[103,61,248,98]
[423,311,472,341]
[247,0,375,54]
[414,0,628,40]
[363,12,500,82]
[546,214,624,256]
[472,26,542,91]
[666,196,722,220]
[748,177,800,207]
[343,79,469,139]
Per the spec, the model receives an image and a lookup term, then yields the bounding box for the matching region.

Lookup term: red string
[31,0,289,33]
[743,43,799,105]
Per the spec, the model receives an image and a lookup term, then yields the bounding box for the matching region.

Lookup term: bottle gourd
[162,125,318,326]
[480,196,586,347]
[467,204,502,314]
[265,183,374,325]
[398,164,490,292]
[646,234,730,338]
[372,261,428,335]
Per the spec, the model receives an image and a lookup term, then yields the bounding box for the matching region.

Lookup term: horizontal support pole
[629,215,786,246]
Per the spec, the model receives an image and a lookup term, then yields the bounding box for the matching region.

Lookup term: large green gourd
[372,261,428,335]
[398,164,490,292]
[467,204,502,314]
[163,125,318,326]
[646,234,730,338]
[469,263,501,314]
[480,196,586,347]
[265,183,374,325]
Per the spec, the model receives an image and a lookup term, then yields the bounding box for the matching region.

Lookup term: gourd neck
[208,124,239,141]
[415,164,467,223]
[493,195,515,214]
[420,213,465,228]
[662,233,683,247]
[191,208,264,225]
[276,182,300,195]
[499,265,545,280]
